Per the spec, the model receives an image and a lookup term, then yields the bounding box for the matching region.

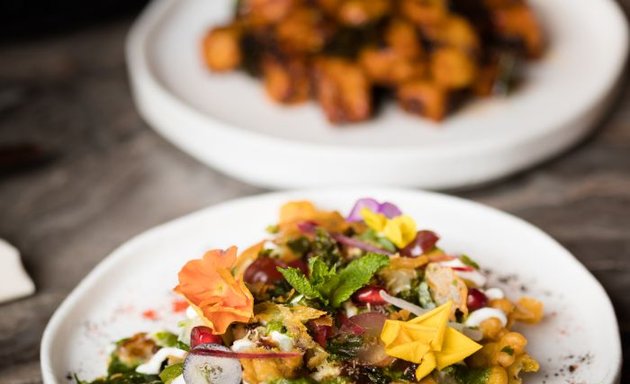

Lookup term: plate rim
[40,187,622,384]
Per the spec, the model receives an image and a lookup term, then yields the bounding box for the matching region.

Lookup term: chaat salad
[81,199,544,384]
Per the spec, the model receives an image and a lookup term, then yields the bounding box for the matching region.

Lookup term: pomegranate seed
[190,326,223,348]
[352,286,387,306]
[467,288,488,312]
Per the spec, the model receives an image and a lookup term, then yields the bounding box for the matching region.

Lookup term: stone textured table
[0,9,628,384]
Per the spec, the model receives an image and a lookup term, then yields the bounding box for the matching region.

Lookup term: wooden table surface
[0,10,628,384]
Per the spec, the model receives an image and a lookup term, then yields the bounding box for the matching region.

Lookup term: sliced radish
[183,344,242,384]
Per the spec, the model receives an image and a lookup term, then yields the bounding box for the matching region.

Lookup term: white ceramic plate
[126,0,627,189]
[41,188,621,383]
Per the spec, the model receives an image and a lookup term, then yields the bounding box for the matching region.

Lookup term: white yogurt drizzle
[465,308,508,328]
[136,347,188,375]
[484,288,505,301]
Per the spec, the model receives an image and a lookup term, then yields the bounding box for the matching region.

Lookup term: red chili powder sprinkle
[142,309,159,320]
[172,300,189,313]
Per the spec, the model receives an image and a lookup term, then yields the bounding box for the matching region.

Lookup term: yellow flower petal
[416,352,437,381]
[380,301,482,381]
[383,215,417,248]
[360,207,387,232]
[436,327,484,369]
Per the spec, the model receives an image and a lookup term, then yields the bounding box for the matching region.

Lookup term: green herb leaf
[152,331,178,348]
[277,267,326,303]
[330,253,390,307]
[460,255,480,270]
[501,346,515,356]
[159,363,183,384]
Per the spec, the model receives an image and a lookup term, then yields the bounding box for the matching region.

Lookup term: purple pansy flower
[347,198,403,222]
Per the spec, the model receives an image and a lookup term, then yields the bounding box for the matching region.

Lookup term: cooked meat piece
[385,18,423,59]
[314,58,372,123]
[492,5,545,58]
[474,51,519,96]
[336,0,391,26]
[397,80,448,121]
[262,54,312,104]
[202,25,242,71]
[399,0,448,28]
[275,7,332,54]
[422,16,480,54]
[359,48,424,86]
[240,0,299,26]
[113,333,158,368]
[430,47,477,89]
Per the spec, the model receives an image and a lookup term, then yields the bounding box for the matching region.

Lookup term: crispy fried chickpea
[202,25,242,72]
[489,298,515,316]
[487,366,509,384]
[507,354,540,384]
[399,0,448,27]
[512,297,544,324]
[337,0,391,26]
[492,5,545,58]
[430,47,477,89]
[397,80,448,121]
[468,342,497,368]
[480,317,504,340]
[314,58,372,123]
[386,18,423,59]
[262,54,311,104]
[493,332,527,367]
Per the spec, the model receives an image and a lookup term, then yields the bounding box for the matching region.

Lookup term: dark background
[0,1,628,383]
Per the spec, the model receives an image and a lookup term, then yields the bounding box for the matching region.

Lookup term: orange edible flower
[174,246,254,334]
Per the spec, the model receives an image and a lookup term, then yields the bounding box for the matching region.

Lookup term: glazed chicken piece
[422,16,480,54]
[359,48,424,86]
[262,54,312,104]
[399,0,448,28]
[385,18,424,59]
[239,0,300,26]
[336,0,391,26]
[314,58,372,123]
[202,25,242,72]
[275,6,332,54]
[430,47,478,89]
[397,80,449,121]
[491,4,545,58]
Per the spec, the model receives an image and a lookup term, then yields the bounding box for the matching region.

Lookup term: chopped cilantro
[501,346,515,356]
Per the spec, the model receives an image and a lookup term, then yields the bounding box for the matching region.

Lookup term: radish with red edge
[190,326,223,348]
[183,344,242,384]
[352,286,387,305]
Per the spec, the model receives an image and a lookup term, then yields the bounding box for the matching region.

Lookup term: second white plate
[127,0,627,189]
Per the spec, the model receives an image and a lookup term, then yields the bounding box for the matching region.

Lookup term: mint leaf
[277,267,326,303]
[309,256,336,287]
[159,363,183,384]
[330,253,390,307]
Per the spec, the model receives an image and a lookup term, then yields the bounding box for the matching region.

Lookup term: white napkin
[0,238,35,303]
